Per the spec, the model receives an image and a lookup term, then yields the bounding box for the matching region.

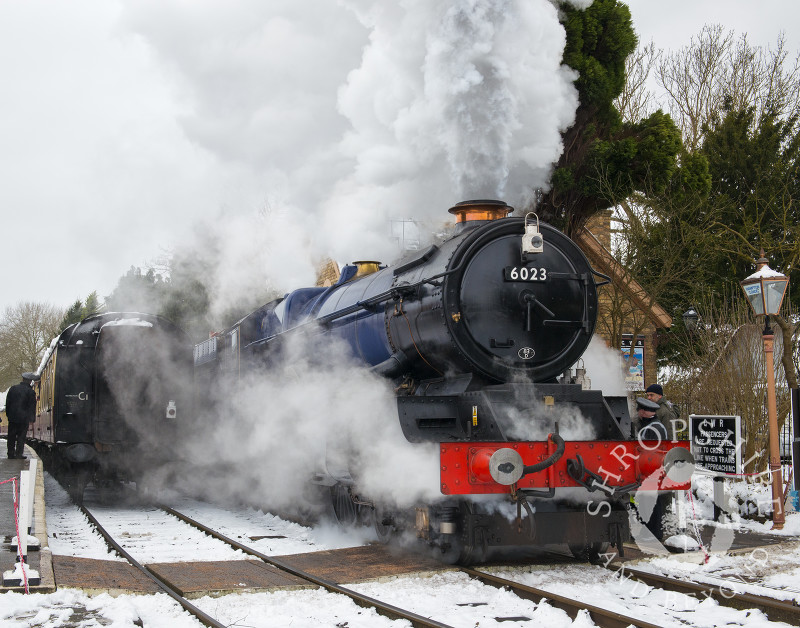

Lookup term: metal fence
[781,419,794,488]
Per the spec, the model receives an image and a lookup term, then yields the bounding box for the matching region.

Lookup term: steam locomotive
[195,200,693,562]
[30,312,191,500]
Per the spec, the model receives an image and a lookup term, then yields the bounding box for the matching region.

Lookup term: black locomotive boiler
[31,312,192,500]
[197,200,693,562]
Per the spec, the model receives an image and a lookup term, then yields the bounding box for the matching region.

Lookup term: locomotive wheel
[330,484,357,527]
[568,541,610,562]
[431,535,469,565]
[372,506,399,543]
[460,528,488,564]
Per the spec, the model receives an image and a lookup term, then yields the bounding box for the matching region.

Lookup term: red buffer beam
[440,438,693,495]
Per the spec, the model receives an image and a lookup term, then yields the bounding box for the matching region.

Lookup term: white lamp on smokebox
[521,213,544,259]
[740,250,789,530]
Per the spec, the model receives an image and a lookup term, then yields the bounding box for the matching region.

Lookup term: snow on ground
[349,570,587,627]
[48,475,252,564]
[0,576,590,628]
[634,523,800,606]
[628,475,800,604]
[86,503,251,564]
[2,473,800,627]
[45,472,373,562]
[639,545,800,603]
[689,474,800,533]
[190,572,594,628]
[3,473,587,627]
[192,589,415,627]
[168,494,375,557]
[0,589,202,628]
[0,587,416,628]
[45,474,123,561]
[490,562,796,628]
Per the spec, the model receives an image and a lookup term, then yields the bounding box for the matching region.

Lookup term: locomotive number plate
[503,266,547,282]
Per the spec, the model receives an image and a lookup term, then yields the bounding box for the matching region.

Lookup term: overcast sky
[1,1,797,318]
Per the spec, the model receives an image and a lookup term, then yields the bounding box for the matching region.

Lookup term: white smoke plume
[166,331,441,517]
[323,0,580,261]
[502,397,599,441]
[582,336,628,397]
[499,336,629,441]
[118,0,582,306]
[102,0,595,518]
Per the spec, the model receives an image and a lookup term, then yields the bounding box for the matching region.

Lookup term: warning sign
[689,415,742,474]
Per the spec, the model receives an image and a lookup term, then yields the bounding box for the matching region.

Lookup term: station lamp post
[682,307,700,333]
[740,251,789,530]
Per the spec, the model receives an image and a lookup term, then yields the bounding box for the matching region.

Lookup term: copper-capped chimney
[352,261,381,278]
[448,199,513,229]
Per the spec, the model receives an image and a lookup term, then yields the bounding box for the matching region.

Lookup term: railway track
[81,503,450,628]
[161,506,670,628]
[79,506,224,628]
[78,500,800,628]
[457,566,662,628]
[605,560,800,625]
[477,548,800,627]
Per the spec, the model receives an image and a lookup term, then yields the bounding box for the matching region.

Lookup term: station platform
[0,440,55,593]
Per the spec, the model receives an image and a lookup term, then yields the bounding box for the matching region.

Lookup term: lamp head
[682,307,699,333]
[740,251,789,317]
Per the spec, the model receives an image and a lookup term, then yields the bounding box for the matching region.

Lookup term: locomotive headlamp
[522,212,544,258]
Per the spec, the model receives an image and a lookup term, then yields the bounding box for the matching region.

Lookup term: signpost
[689,415,742,474]
[689,415,742,522]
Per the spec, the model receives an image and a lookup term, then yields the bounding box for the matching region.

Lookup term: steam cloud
[130,331,442,519]
[110,330,628,518]
[119,0,582,305]
[99,1,599,519]
[582,336,628,398]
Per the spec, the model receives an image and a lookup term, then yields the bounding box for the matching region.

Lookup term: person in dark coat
[636,396,669,441]
[5,373,37,459]
[646,383,680,439]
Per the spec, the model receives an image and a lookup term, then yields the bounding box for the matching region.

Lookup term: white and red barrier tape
[0,476,29,593]
[684,465,785,565]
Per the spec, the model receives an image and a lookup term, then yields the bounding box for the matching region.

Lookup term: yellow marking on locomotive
[472,405,478,427]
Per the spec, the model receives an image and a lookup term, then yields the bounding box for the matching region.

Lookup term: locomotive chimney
[352,261,381,278]
[448,199,513,232]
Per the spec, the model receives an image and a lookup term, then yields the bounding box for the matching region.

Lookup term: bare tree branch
[0,301,63,390]
[616,40,659,123]
[656,25,800,149]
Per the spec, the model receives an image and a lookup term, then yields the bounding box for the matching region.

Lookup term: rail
[161,506,452,628]
[80,505,226,628]
[459,566,662,628]
[606,561,800,625]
